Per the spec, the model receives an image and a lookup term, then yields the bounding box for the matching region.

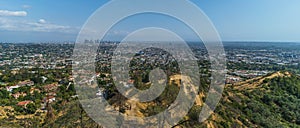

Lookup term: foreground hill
[46,71,299,128]
[2,71,298,127]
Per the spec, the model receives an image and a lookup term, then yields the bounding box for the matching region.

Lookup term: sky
[0,0,300,42]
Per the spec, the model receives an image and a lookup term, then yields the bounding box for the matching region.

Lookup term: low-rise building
[43,83,59,92]
[17,100,33,108]
[43,96,56,103]
[12,92,27,99]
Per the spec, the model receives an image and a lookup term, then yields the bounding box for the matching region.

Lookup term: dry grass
[233,71,291,91]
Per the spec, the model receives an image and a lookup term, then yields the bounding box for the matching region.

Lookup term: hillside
[2,71,298,127]
[198,71,300,127]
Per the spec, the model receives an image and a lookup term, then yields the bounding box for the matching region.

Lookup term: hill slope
[34,71,300,127]
[198,71,300,128]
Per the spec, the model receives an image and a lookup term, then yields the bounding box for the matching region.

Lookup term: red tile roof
[17,100,32,106]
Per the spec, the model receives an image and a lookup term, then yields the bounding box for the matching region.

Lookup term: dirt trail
[233,71,291,90]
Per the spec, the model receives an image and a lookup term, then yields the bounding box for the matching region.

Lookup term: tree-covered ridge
[200,71,300,128]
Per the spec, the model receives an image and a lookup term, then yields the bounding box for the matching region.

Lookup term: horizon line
[1,40,300,44]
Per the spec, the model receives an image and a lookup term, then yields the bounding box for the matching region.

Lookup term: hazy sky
[0,0,300,42]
